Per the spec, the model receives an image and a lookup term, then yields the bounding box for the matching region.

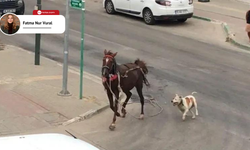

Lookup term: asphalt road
[1,0,250,149]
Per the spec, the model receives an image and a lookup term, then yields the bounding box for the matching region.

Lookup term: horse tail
[134,59,150,87]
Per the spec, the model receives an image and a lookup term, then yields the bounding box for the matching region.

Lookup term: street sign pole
[69,0,85,99]
[79,0,85,99]
[58,0,71,96]
[35,0,41,65]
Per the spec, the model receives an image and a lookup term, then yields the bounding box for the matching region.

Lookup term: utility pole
[35,0,41,65]
[58,0,71,96]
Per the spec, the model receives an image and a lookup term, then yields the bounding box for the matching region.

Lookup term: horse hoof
[116,113,121,117]
[121,109,126,116]
[109,124,116,131]
[139,114,144,120]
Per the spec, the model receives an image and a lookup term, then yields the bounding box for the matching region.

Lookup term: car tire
[143,8,155,25]
[105,0,115,14]
[18,2,25,15]
[177,18,187,23]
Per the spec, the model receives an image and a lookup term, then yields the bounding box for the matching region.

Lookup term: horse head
[102,49,118,83]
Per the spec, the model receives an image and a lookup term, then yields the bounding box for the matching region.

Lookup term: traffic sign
[70,0,83,10]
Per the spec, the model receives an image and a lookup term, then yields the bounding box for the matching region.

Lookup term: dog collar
[178,100,183,106]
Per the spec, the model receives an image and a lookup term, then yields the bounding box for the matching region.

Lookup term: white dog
[171,92,198,121]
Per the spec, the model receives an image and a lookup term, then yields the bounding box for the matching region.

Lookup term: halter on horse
[101,49,150,130]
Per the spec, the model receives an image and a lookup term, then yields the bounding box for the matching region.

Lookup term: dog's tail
[191,91,197,95]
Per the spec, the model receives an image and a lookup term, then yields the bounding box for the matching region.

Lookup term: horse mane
[134,59,148,74]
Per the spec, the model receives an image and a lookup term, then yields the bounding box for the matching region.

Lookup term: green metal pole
[35,0,41,65]
[79,0,85,99]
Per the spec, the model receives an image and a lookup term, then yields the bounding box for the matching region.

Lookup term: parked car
[103,0,193,25]
[0,133,100,150]
[0,0,25,16]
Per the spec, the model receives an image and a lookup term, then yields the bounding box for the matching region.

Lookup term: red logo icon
[33,10,60,15]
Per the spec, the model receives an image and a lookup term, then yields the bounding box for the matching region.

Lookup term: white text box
[17,15,65,34]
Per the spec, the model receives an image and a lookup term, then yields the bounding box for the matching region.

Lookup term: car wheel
[143,8,155,25]
[18,2,25,15]
[105,0,115,14]
[177,18,187,23]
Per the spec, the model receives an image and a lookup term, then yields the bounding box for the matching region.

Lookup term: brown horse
[102,49,150,130]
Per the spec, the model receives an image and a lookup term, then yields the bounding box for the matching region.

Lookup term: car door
[129,0,144,15]
[114,0,130,13]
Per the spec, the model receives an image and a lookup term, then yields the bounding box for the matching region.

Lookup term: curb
[62,104,109,126]
[192,15,250,51]
[221,23,250,51]
[192,15,212,22]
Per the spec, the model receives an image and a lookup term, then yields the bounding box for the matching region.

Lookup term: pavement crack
[10,90,50,112]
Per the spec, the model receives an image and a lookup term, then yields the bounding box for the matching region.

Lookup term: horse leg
[107,90,121,117]
[121,91,132,118]
[109,100,117,131]
[107,90,114,112]
[136,83,145,120]
[109,90,120,130]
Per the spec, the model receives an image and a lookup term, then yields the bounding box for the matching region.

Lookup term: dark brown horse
[102,49,150,130]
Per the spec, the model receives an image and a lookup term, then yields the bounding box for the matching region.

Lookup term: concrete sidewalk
[0,45,108,135]
[193,0,250,49]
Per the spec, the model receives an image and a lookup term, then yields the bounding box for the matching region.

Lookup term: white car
[103,0,194,25]
[0,133,100,150]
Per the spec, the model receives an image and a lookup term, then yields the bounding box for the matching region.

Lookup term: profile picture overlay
[0,12,65,34]
[0,13,20,35]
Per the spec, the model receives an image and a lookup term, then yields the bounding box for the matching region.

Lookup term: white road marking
[70,29,137,51]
